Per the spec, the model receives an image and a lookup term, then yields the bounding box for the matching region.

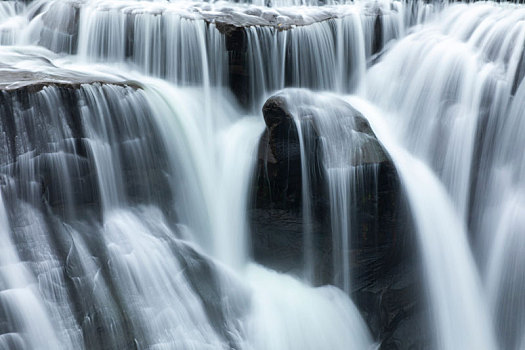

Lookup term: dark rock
[250,90,430,349]
[216,22,248,52]
[0,75,169,223]
[372,8,383,56]
[37,1,81,54]
[0,66,250,348]
[215,22,251,107]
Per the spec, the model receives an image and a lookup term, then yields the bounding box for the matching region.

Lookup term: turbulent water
[0,0,523,350]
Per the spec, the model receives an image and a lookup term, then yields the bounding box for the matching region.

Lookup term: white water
[348,97,497,350]
[365,4,525,348]
[0,192,64,350]
[0,43,373,349]
[142,82,265,268]
[367,3,525,219]
[482,75,525,350]
[0,0,523,349]
[141,80,374,350]
[241,264,372,350]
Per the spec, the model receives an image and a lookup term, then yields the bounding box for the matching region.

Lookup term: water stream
[0,0,523,349]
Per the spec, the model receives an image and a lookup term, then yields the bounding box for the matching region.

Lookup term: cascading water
[366,4,525,348]
[10,0,423,108]
[0,191,64,349]
[347,96,497,350]
[481,62,525,350]
[367,3,525,219]
[0,0,524,350]
[0,42,372,349]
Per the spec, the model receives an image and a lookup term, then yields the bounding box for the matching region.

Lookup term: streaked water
[0,45,373,349]
[366,4,525,348]
[0,0,524,349]
[348,96,497,350]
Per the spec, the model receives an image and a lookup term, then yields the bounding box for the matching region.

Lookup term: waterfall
[348,96,497,350]
[367,3,525,218]
[0,191,65,349]
[140,81,265,268]
[0,0,524,349]
[11,0,417,108]
[365,4,525,348]
[483,75,525,350]
[0,43,373,349]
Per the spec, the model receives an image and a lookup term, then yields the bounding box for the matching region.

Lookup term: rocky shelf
[0,47,140,91]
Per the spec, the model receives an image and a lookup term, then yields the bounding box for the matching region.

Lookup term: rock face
[35,0,81,54]
[250,90,430,349]
[0,74,250,349]
[250,94,307,274]
[0,69,166,221]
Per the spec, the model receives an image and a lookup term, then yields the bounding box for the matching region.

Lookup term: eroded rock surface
[250,90,430,349]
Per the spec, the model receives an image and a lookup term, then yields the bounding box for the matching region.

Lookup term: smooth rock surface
[250,90,429,349]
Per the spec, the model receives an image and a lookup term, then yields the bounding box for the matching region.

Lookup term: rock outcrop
[0,55,250,349]
[0,61,167,221]
[250,90,430,349]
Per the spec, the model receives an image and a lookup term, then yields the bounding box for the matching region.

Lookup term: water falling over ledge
[0,0,524,349]
[0,46,374,350]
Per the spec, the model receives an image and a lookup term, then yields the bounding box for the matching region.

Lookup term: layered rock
[0,61,250,349]
[0,57,166,221]
[250,90,429,349]
[215,3,397,108]
[26,0,402,108]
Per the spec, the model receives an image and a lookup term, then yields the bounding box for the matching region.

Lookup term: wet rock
[0,63,140,91]
[173,240,251,349]
[250,94,307,275]
[215,22,251,107]
[0,74,169,222]
[250,90,429,349]
[37,1,81,54]
[372,8,383,56]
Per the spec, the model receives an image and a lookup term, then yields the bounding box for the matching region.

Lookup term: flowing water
[366,4,525,348]
[0,0,523,349]
[348,96,497,350]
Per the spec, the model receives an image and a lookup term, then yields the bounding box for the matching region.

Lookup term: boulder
[250,89,430,349]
